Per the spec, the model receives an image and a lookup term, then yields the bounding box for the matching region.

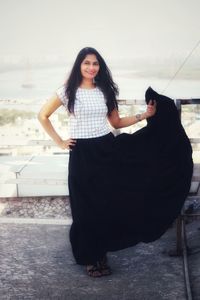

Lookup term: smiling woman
[37,47,157,277]
[63,47,119,117]
[80,55,100,82]
[37,47,193,279]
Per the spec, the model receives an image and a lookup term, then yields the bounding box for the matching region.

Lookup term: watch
[135,114,142,122]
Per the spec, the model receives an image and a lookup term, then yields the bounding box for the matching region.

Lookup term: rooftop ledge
[0,154,199,198]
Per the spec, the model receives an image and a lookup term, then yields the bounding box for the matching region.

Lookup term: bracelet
[135,114,142,122]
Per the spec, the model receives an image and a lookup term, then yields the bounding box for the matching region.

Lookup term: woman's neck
[79,79,95,89]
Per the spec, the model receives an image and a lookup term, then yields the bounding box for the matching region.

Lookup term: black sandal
[86,263,102,278]
[98,256,112,276]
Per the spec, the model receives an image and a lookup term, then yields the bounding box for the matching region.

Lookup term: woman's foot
[86,263,102,278]
[86,257,112,277]
[98,255,112,276]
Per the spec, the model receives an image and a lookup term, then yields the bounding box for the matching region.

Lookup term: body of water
[0,66,200,112]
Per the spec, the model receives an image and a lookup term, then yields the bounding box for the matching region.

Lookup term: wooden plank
[190,138,200,144]
[192,164,200,181]
[118,99,146,105]
[176,99,200,105]
[5,178,67,185]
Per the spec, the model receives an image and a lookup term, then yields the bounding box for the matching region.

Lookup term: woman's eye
[83,61,99,66]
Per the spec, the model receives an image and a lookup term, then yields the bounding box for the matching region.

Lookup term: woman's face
[80,54,100,81]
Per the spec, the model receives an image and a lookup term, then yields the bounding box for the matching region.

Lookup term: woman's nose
[89,65,95,70]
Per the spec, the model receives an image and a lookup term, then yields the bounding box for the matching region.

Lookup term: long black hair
[64,47,119,115]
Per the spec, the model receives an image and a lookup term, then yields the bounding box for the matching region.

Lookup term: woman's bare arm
[38,94,76,149]
[108,100,156,129]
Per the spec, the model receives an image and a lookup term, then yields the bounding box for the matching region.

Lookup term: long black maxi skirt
[68,87,193,265]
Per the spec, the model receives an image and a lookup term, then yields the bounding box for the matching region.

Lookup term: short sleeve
[56,86,68,108]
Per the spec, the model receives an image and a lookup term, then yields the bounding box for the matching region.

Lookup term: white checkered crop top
[56,86,111,139]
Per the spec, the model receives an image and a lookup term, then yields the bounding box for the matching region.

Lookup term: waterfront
[0,65,200,104]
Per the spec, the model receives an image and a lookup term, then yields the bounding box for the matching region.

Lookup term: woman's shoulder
[55,85,68,105]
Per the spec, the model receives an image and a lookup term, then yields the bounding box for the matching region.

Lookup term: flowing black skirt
[68,87,193,265]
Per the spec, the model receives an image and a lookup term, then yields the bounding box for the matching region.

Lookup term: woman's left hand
[145,100,156,118]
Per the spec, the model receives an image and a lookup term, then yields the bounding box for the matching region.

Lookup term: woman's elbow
[37,111,47,123]
[37,111,42,122]
[110,121,121,129]
[112,124,120,129]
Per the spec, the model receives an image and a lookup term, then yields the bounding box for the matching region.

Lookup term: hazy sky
[0,0,200,99]
[0,0,200,63]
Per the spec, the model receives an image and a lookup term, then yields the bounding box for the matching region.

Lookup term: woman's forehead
[83,54,98,62]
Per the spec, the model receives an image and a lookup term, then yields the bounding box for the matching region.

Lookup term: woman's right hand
[58,138,76,150]
[145,100,157,118]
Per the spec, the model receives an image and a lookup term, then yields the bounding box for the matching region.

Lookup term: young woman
[38,47,156,277]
